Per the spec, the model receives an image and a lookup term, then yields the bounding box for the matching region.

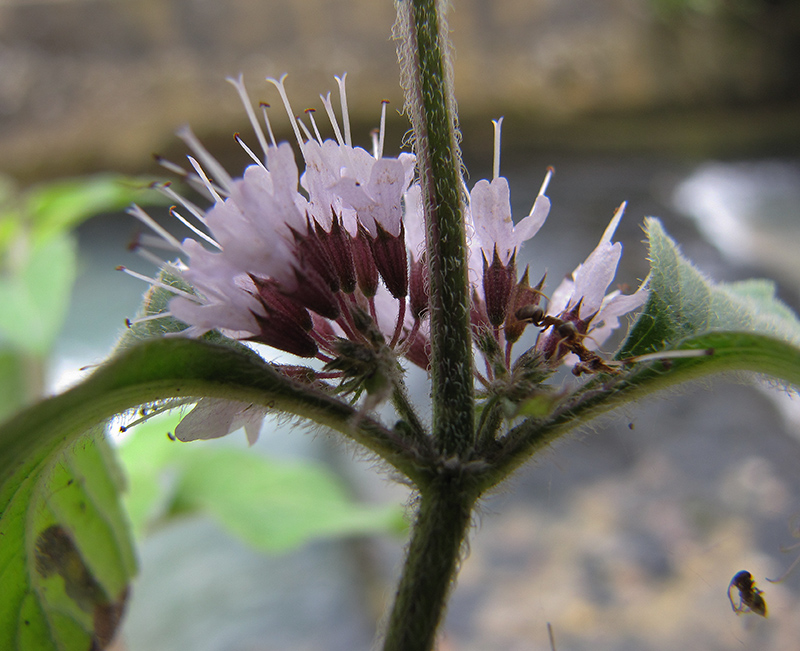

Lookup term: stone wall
[0,0,797,179]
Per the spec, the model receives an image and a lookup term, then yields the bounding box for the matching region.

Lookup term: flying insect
[728,570,768,617]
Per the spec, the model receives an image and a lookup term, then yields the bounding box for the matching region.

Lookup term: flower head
[468,119,552,267]
[123,73,649,443]
[459,119,647,380]
[537,202,649,362]
[466,119,553,331]
[126,74,430,387]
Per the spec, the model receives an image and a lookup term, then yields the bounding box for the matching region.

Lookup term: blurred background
[1,0,800,649]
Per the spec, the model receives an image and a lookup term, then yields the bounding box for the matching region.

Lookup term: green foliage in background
[119,413,406,550]
[0,174,163,420]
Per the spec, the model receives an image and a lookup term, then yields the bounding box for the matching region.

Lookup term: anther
[304,108,323,144]
[259,102,278,147]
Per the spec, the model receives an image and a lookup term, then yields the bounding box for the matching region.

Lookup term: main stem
[381,2,478,648]
[382,480,477,651]
[397,0,474,457]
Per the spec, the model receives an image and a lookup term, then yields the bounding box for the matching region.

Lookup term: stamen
[320,92,346,146]
[153,154,189,178]
[296,117,314,143]
[234,133,268,171]
[538,166,555,198]
[126,312,174,327]
[305,108,324,144]
[170,207,221,249]
[186,156,224,204]
[492,117,504,180]
[116,266,202,302]
[155,182,207,225]
[259,103,278,147]
[378,99,389,160]
[130,240,170,267]
[267,74,305,151]
[335,73,352,147]
[226,74,270,163]
[127,205,183,251]
[176,126,233,193]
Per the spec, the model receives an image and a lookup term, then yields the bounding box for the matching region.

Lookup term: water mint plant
[1,1,799,650]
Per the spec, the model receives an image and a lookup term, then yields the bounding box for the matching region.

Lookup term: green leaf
[0,430,136,650]
[177,450,406,550]
[0,174,164,358]
[620,218,800,359]
[0,338,428,503]
[0,337,417,647]
[118,414,405,550]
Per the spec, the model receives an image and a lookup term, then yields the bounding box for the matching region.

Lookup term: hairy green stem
[379,3,478,648]
[396,0,474,457]
[382,480,476,651]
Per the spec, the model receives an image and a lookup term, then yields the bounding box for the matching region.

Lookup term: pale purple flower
[125,74,429,366]
[464,118,553,331]
[174,398,267,445]
[334,156,414,238]
[541,202,649,356]
[468,119,552,267]
[271,74,415,238]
